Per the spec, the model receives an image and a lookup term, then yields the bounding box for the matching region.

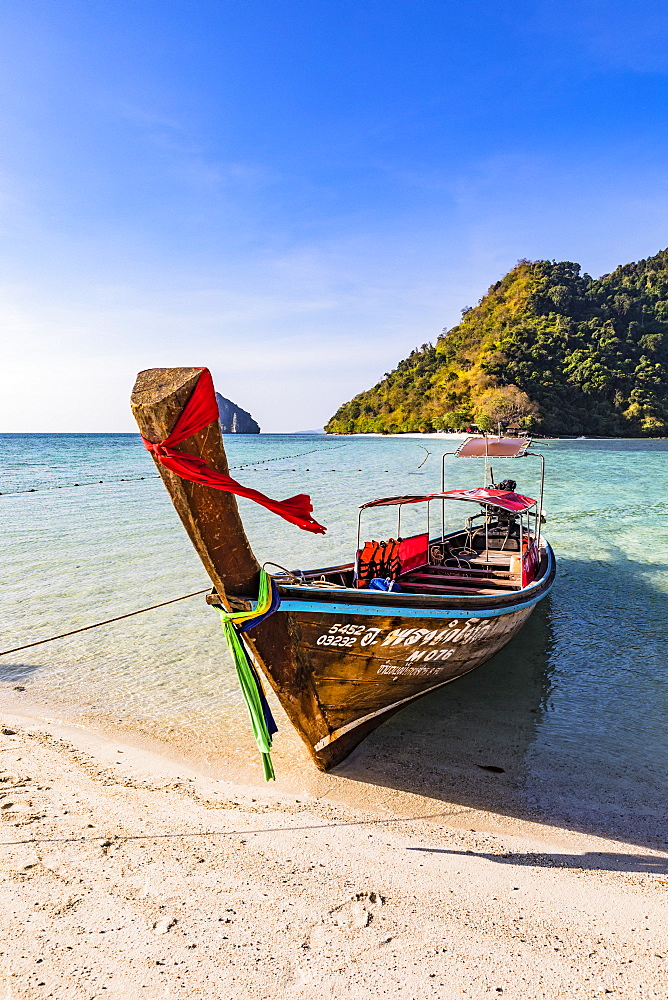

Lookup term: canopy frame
[355,487,537,581]
[440,436,545,550]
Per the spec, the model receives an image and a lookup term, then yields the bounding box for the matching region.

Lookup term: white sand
[346,432,469,440]
[1,704,667,999]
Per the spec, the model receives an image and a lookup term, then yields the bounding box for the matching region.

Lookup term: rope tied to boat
[214,569,280,781]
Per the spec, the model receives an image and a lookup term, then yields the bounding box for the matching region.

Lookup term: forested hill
[326,250,668,436]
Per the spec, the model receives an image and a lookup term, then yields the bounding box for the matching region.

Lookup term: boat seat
[400,571,519,592]
[415,564,516,580]
[400,582,509,596]
[402,575,518,592]
[471,530,520,552]
[467,550,513,564]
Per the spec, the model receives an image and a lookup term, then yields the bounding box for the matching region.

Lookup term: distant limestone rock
[215,392,260,434]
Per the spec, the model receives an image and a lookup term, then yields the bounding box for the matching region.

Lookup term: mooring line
[0,589,210,657]
[0,811,454,847]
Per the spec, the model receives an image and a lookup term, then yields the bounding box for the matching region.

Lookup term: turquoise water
[1,433,667,842]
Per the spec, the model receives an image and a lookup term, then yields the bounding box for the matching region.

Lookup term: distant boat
[131,367,555,773]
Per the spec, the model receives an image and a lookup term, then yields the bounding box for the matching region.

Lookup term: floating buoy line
[0,442,353,497]
[0,441,432,656]
[0,441,438,498]
[0,467,391,496]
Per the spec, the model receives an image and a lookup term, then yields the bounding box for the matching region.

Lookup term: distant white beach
[328,431,469,440]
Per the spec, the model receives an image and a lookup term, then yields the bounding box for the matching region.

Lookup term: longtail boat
[131,367,555,774]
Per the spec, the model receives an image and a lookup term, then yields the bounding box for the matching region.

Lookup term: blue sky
[2,0,668,431]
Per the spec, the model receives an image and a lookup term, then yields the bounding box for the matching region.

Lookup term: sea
[1,433,667,845]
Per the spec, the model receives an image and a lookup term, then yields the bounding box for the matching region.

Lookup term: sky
[2,0,668,432]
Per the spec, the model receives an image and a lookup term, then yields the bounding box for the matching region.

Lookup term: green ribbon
[216,569,276,781]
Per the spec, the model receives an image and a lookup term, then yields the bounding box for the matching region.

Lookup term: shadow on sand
[405,847,668,875]
[0,663,43,685]
[333,550,668,853]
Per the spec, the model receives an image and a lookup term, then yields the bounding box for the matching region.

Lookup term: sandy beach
[1,690,667,1000]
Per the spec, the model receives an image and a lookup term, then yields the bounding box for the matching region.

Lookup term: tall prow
[131,366,261,601]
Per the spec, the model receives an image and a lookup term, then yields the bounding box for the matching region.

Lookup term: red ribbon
[142,368,326,534]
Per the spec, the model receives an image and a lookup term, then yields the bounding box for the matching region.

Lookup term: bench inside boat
[272,482,545,596]
[275,526,544,597]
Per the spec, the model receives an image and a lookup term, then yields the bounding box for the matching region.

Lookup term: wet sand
[1,683,668,1000]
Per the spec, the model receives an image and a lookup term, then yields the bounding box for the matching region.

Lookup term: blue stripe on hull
[278,585,550,619]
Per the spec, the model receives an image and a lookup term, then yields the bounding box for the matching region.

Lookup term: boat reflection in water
[336,595,557,815]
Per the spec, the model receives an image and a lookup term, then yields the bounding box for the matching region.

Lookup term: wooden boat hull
[131,366,555,774]
[211,550,555,770]
[289,603,536,747]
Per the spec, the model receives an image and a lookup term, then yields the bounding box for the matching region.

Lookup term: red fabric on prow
[141,367,326,534]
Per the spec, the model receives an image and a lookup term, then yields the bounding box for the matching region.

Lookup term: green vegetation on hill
[326,250,668,436]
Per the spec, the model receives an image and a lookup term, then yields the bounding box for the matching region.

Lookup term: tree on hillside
[436,410,471,431]
[473,385,539,429]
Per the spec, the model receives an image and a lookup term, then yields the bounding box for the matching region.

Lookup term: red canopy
[455,436,531,458]
[360,487,536,514]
